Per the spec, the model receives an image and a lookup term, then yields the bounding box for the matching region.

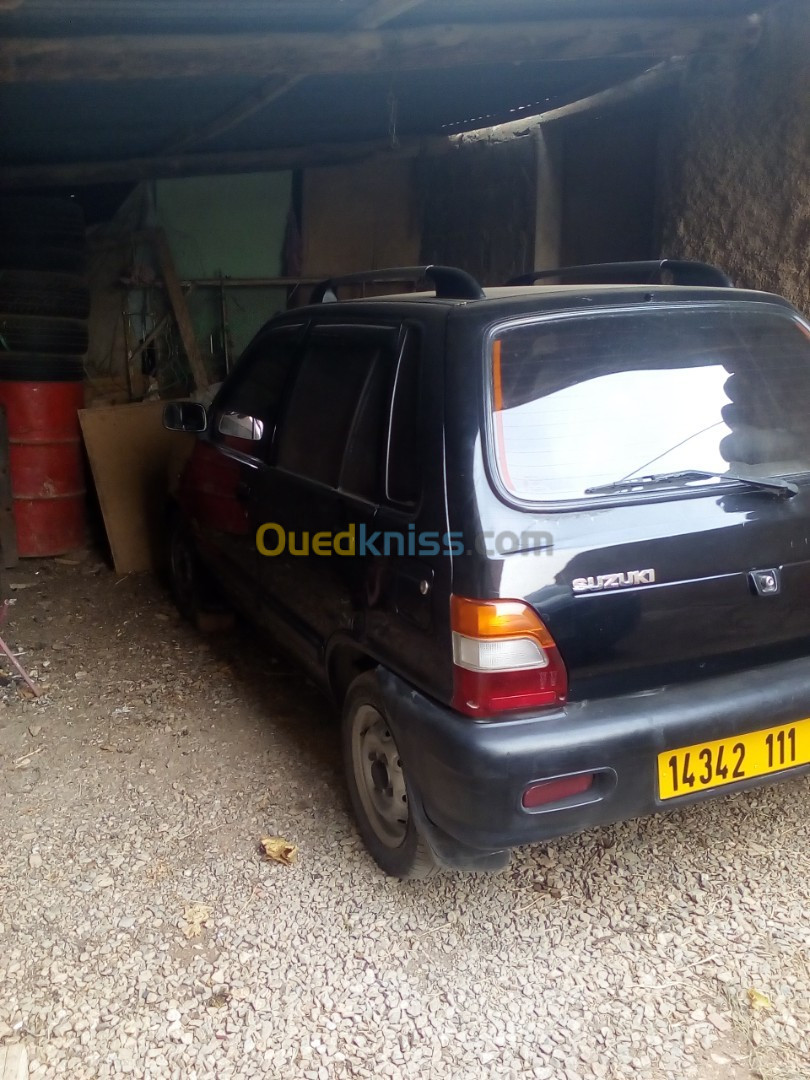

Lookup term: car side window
[211,325,301,460]
[385,331,421,507]
[276,325,398,496]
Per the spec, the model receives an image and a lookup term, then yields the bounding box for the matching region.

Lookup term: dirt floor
[1,556,810,1080]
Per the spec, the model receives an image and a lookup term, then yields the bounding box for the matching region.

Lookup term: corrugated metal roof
[0,58,651,164]
[0,0,772,185]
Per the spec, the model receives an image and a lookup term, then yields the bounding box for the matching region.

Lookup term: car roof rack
[311,264,485,304]
[506,259,733,288]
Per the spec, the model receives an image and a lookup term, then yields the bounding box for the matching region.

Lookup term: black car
[165,260,810,878]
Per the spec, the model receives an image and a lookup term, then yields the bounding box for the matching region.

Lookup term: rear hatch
[486,297,810,699]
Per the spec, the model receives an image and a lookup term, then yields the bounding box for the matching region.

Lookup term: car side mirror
[217,411,264,442]
[163,401,207,433]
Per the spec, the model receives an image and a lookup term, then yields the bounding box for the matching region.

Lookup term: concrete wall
[660,0,810,313]
[155,172,292,359]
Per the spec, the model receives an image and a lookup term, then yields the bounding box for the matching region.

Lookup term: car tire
[1,244,88,276]
[342,671,438,880]
[0,271,90,319]
[168,518,234,632]
[0,314,89,356]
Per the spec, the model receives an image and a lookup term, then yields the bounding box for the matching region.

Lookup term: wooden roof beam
[449,56,688,147]
[0,15,761,84]
[0,143,377,190]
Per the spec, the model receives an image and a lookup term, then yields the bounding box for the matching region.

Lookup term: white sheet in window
[496,364,732,500]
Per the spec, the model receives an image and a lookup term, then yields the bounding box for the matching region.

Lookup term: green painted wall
[155,172,293,374]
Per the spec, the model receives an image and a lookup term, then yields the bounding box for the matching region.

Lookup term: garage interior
[1,1,810,1078]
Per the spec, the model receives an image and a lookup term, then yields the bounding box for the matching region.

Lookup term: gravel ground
[1,557,810,1080]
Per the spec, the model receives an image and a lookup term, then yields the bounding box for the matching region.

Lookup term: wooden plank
[0,405,19,568]
[0,1044,29,1080]
[0,16,761,84]
[151,230,208,392]
[79,401,195,574]
[0,55,690,190]
[177,277,320,288]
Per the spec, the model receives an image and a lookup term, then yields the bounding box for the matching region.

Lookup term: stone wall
[660,0,810,313]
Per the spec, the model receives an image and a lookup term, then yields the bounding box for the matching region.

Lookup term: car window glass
[490,306,810,503]
[212,326,301,458]
[338,355,390,501]
[277,327,394,491]
[385,333,421,507]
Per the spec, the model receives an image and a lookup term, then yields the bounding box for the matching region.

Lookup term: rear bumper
[378,655,810,866]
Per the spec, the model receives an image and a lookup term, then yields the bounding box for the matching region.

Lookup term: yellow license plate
[658,718,810,800]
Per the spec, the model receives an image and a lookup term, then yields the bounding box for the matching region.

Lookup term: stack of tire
[0,197,89,557]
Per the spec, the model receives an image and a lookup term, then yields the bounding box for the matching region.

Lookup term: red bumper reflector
[522,773,594,809]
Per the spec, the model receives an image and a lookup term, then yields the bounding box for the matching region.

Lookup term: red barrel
[0,380,86,557]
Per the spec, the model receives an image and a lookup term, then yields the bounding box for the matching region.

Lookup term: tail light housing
[450,595,568,717]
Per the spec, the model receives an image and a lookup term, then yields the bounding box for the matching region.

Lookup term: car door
[252,321,402,670]
[190,322,303,613]
[360,328,444,684]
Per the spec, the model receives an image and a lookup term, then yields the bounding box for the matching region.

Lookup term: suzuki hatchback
[165,261,810,877]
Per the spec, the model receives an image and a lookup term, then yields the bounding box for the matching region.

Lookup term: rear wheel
[342,672,437,879]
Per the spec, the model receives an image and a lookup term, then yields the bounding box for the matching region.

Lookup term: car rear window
[489,304,810,503]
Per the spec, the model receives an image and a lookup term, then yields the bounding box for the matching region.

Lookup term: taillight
[450,595,568,716]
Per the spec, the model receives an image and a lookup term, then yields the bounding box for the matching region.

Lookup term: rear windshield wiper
[585,470,799,498]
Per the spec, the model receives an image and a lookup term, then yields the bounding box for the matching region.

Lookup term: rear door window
[489,305,810,503]
[276,325,399,496]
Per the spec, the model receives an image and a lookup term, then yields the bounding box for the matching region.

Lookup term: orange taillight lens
[450,595,556,645]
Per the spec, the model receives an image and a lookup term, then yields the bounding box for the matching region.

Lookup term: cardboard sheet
[79,400,194,573]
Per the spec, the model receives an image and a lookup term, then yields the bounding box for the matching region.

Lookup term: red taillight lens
[522,774,594,809]
[450,596,568,716]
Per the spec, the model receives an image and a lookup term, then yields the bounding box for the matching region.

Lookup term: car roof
[292,284,797,319]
